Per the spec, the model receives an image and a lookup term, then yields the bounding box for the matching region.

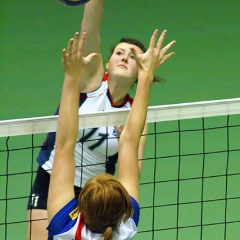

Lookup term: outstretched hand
[130,29,176,80]
[62,32,98,78]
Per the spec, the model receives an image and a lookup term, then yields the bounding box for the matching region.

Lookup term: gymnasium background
[0,0,240,239]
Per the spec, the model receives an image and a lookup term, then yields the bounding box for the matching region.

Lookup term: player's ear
[106,60,109,70]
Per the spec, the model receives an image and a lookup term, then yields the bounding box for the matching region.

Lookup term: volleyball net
[0,98,240,240]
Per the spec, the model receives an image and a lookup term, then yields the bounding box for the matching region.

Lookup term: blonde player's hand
[130,29,176,80]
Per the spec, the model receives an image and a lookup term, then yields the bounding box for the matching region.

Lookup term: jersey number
[78,128,109,150]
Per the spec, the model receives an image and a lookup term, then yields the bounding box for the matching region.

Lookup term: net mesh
[0,98,240,240]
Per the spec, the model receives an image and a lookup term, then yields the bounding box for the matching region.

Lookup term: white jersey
[47,197,139,240]
[38,73,133,187]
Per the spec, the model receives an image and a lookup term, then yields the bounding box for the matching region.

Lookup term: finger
[67,38,74,60]
[129,47,140,63]
[72,32,80,56]
[160,52,175,65]
[160,40,176,56]
[78,32,86,54]
[149,29,158,50]
[156,30,167,52]
[129,47,142,67]
[114,125,124,132]
[62,48,67,63]
[118,125,124,132]
[84,53,98,64]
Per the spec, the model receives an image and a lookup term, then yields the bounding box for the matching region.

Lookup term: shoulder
[47,198,80,237]
[130,196,140,226]
[113,197,139,239]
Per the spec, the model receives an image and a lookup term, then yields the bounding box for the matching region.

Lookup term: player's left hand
[114,125,124,138]
[130,29,176,81]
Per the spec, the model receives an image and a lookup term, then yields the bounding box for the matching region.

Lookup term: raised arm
[80,0,104,92]
[47,32,97,222]
[117,30,176,204]
[138,123,148,174]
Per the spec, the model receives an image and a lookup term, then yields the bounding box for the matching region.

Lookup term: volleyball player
[47,29,175,239]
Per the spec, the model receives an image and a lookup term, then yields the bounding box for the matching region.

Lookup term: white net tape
[1,97,240,137]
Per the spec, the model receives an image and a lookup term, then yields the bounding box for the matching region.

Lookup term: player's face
[106,43,143,83]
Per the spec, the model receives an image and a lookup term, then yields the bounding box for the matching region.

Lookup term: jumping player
[47,29,175,239]
[27,1,173,239]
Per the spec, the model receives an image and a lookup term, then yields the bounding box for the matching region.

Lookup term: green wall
[0,1,240,239]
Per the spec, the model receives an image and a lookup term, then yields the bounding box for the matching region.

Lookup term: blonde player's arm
[117,71,152,204]
[115,123,148,178]
[47,32,97,222]
[117,29,176,204]
[138,123,148,175]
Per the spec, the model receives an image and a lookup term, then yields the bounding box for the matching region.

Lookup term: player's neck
[108,84,130,105]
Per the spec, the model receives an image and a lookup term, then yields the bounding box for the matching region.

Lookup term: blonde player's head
[78,173,133,240]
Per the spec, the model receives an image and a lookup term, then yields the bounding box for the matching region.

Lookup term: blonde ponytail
[102,226,113,240]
